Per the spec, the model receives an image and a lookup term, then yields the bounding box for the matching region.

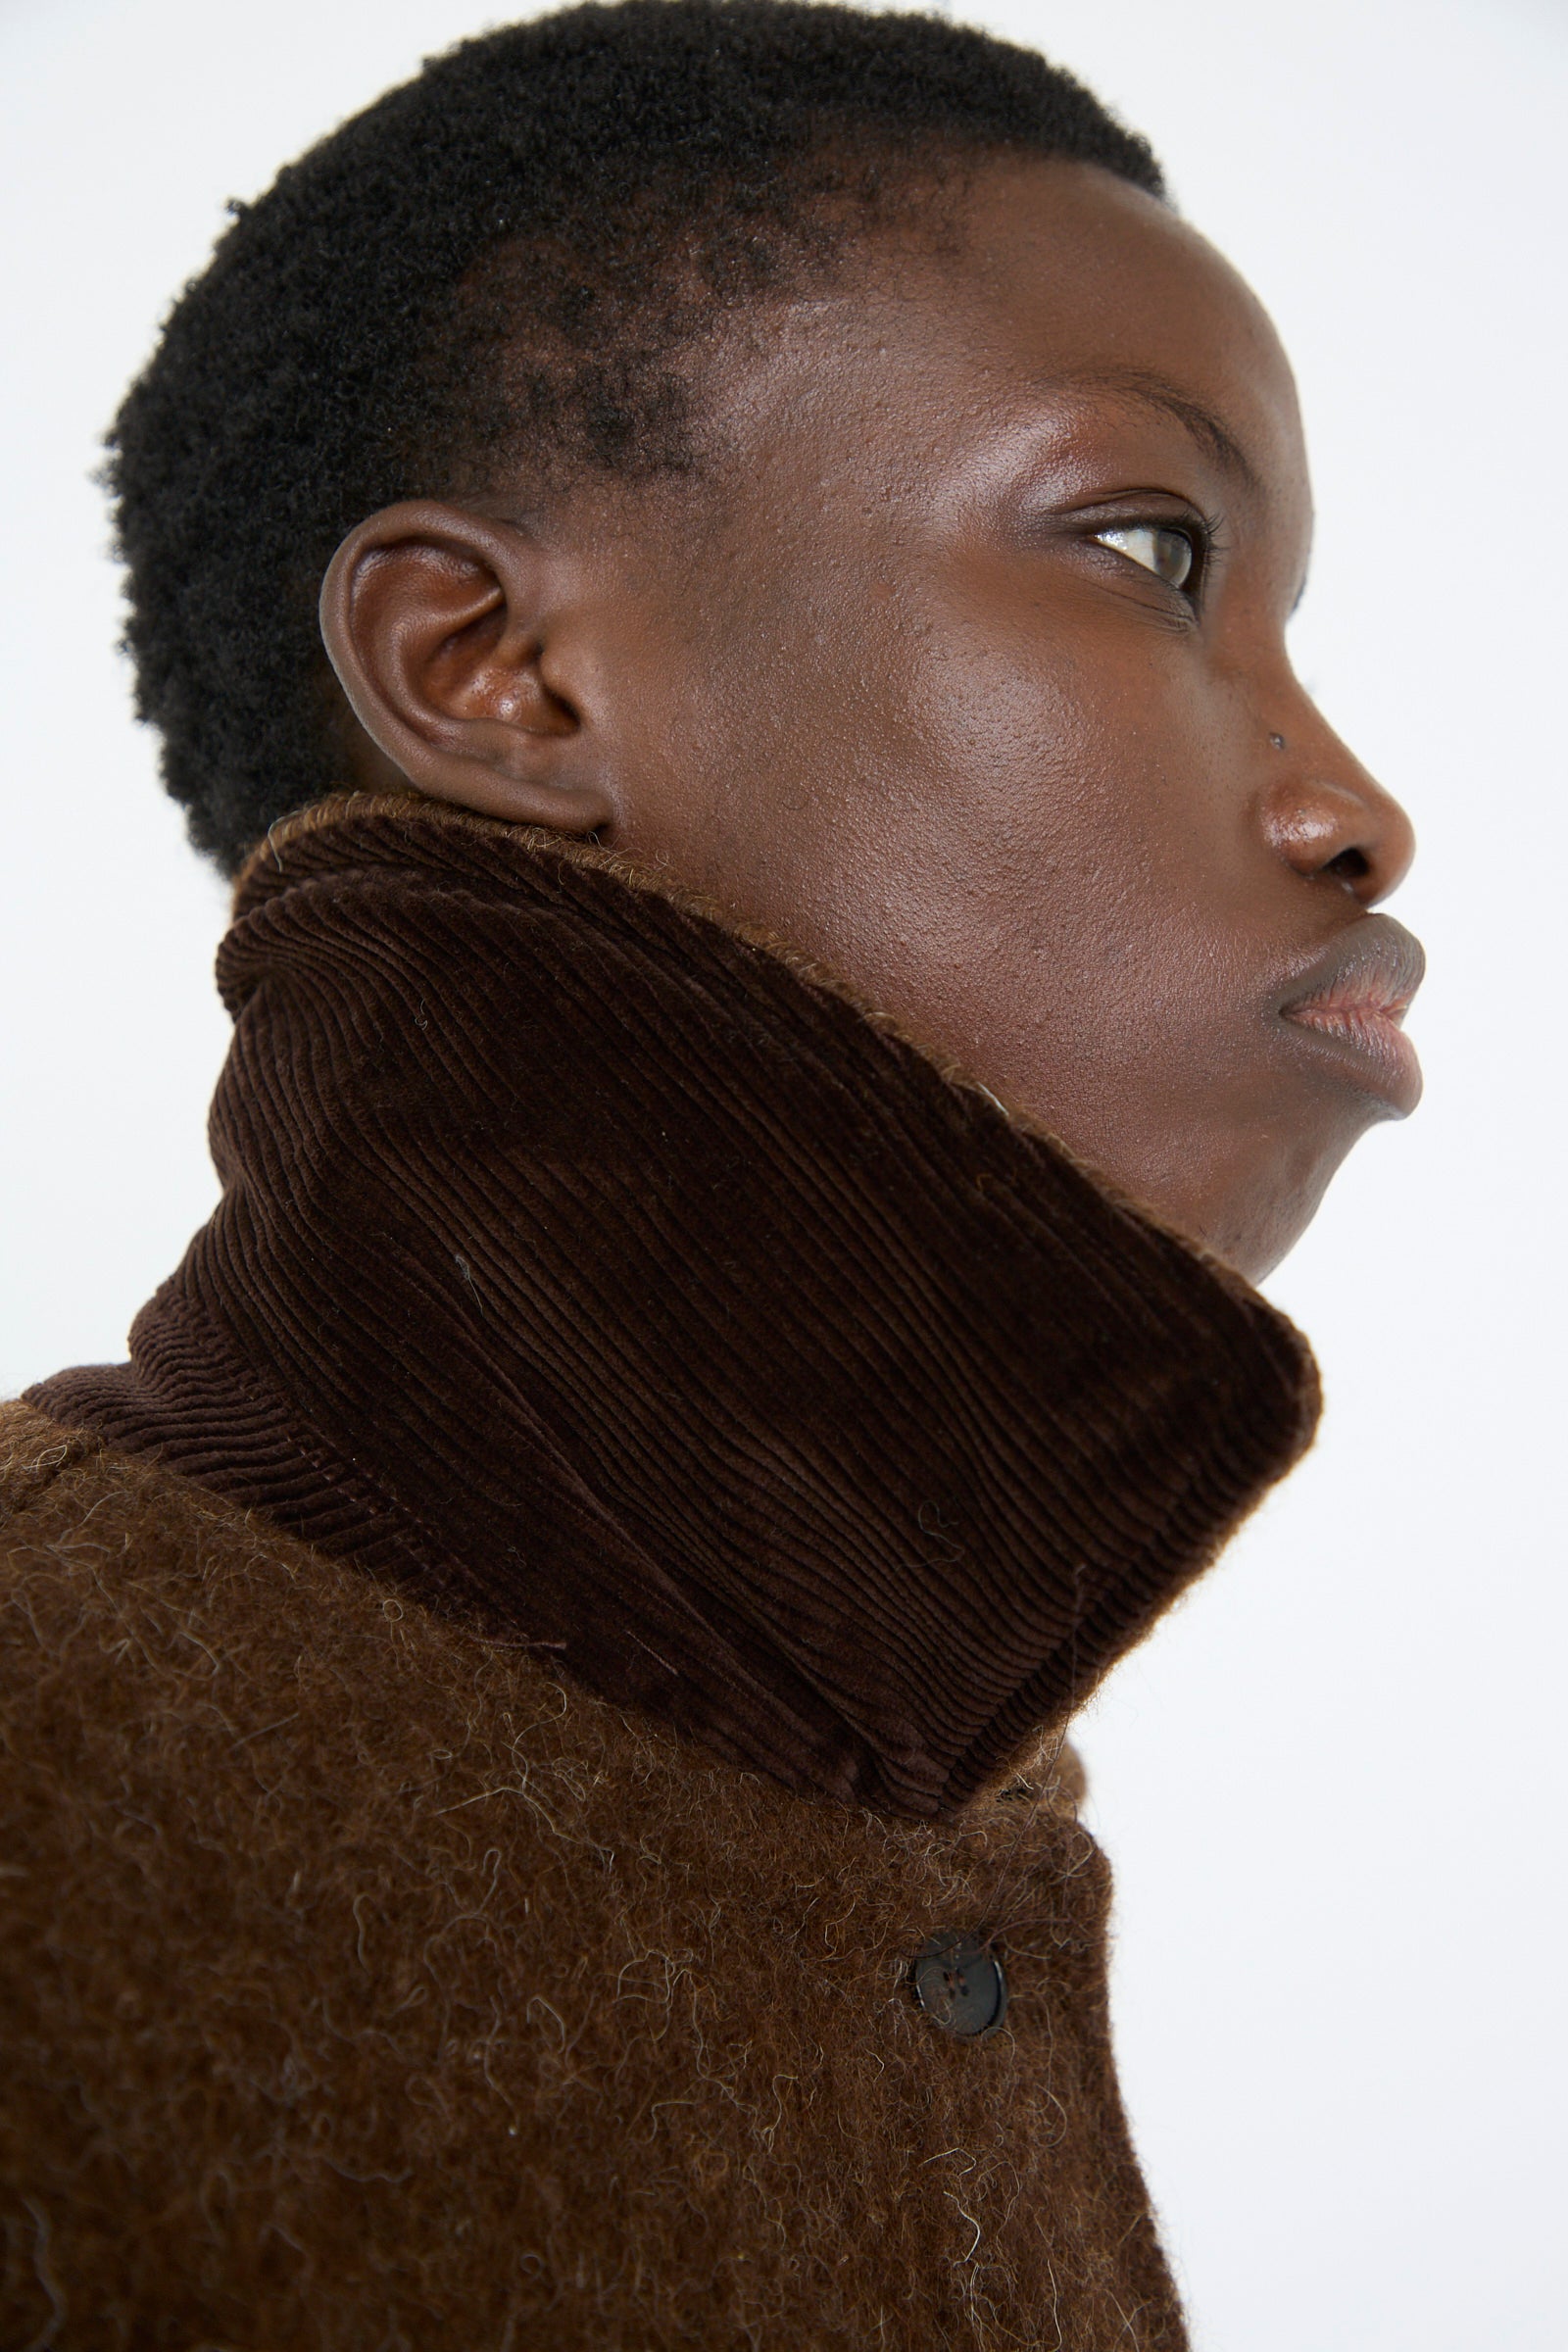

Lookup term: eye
[1091,523,1197,591]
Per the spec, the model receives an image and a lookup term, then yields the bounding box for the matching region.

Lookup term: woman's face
[603,156,1422,1279]
[327,153,1422,1281]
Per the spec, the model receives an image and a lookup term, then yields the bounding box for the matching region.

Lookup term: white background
[3,1,1564,2343]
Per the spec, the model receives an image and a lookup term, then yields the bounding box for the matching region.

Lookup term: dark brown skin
[321,156,1421,1282]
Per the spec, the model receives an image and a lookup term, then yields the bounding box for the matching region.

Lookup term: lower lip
[1280,1001,1423,1113]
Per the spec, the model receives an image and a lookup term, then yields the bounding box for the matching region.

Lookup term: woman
[1,5,1421,2341]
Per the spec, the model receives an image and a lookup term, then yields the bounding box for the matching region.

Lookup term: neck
[31,796,1318,1817]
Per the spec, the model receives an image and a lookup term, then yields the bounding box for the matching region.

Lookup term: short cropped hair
[107,0,1163,871]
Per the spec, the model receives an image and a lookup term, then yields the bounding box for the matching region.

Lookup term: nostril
[1325,847,1371,885]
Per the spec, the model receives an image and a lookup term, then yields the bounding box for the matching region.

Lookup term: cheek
[645,551,1266,1162]
[851,617,1252,1090]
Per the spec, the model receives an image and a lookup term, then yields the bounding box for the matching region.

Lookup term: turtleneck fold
[31,797,1318,1816]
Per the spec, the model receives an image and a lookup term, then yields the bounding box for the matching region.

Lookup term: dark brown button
[910,1933,1007,2038]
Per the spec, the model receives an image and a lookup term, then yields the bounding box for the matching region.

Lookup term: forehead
[955,157,1295,410]
[712,155,1307,530]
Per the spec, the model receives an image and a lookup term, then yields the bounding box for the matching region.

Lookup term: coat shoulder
[0,1400,689,2009]
[0,1403,666,2341]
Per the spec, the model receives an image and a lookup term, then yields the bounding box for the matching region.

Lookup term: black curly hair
[107,0,1163,872]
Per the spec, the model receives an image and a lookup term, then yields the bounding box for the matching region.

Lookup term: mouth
[1277,915,1426,1114]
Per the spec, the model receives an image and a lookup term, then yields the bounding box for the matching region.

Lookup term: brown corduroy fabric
[30,797,1317,1819]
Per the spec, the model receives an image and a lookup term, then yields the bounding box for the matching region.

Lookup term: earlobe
[318,499,618,834]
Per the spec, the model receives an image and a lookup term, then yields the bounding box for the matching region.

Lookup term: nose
[1258,722,1416,907]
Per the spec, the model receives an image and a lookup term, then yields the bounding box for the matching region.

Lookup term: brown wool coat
[1,1405,1185,2350]
[5,804,1319,2348]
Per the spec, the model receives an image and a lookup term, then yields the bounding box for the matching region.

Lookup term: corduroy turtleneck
[32,797,1318,1817]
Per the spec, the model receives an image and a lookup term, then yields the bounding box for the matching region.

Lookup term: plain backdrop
[3,0,1565,2343]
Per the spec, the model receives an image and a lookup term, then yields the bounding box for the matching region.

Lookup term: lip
[1276,914,1426,1114]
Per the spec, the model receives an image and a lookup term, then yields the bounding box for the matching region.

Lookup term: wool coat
[2,799,1319,2348]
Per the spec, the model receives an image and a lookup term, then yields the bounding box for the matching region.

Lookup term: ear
[318,499,617,832]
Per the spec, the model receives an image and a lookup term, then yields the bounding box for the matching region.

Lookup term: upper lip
[1277,914,1426,1031]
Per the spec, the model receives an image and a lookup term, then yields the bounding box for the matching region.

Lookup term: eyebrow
[1065,365,1264,499]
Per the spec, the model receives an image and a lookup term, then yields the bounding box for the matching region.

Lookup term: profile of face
[322,155,1422,1285]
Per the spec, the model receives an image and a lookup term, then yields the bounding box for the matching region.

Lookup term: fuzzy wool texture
[0,1406,1187,2351]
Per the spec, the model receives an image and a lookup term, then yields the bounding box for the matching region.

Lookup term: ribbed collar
[32,798,1318,1817]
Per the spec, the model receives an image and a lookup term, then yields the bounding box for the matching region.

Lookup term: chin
[1204,1152,1350,1286]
